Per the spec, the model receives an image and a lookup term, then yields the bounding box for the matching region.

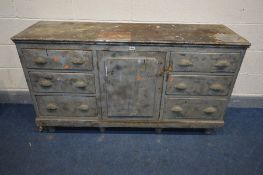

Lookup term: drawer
[163,97,227,120]
[36,95,98,117]
[22,49,93,70]
[170,52,241,73]
[166,74,233,96]
[29,72,95,93]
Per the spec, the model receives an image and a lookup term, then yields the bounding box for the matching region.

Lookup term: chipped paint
[63,64,70,69]
[52,56,60,62]
[12,21,250,46]
[135,74,143,81]
[214,33,245,43]
[97,31,131,41]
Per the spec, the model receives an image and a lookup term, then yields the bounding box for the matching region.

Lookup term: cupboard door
[98,51,166,120]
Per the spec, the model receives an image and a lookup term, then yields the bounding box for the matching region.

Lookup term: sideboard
[12,21,250,132]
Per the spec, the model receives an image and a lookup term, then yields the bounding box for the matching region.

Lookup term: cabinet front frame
[15,42,246,128]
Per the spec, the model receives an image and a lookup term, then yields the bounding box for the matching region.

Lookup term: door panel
[98,51,166,120]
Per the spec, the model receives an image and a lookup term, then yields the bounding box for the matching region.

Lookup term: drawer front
[29,72,95,93]
[166,74,233,96]
[22,49,93,70]
[170,52,241,73]
[163,97,227,120]
[36,96,98,117]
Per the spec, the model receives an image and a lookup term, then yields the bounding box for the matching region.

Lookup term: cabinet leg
[99,127,106,133]
[155,128,162,134]
[37,125,44,132]
[47,127,56,133]
[204,128,215,134]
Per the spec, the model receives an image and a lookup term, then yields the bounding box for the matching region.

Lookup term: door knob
[47,103,58,111]
[39,79,52,87]
[71,57,84,65]
[203,107,217,114]
[34,57,47,65]
[73,80,87,88]
[178,59,193,67]
[171,106,183,113]
[175,83,187,90]
[214,60,230,68]
[209,83,224,92]
[77,104,89,111]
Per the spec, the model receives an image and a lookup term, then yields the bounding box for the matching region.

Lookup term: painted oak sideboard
[12,21,250,132]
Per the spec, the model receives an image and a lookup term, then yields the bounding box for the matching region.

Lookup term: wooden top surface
[12,21,250,46]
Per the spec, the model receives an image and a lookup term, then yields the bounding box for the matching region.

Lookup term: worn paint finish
[106,57,158,118]
[15,43,247,129]
[170,51,242,73]
[166,74,233,96]
[29,72,96,94]
[22,49,93,70]
[36,95,98,118]
[36,117,224,128]
[12,21,250,46]
[11,21,250,130]
[163,97,227,120]
[98,51,166,120]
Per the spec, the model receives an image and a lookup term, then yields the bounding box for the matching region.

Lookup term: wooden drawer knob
[203,107,217,114]
[171,106,183,113]
[214,60,230,68]
[175,83,187,90]
[71,57,84,65]
[47,103,58,111]
[39,79,52,87]
[34,57,47,65]
[77,104,89,111]
[178,59,193,67]
[209,83,224,91]
[73,80,87,88]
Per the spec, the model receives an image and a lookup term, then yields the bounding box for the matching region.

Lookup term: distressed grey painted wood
[36,95,98,117]
[29,72,95,93]
[3,91,263,109]
[36,117,224,128]
[163,97,227,120]
[11,21,250,130]
[166,74,233,96]
[14,43,247,129]
[22,49,93,70]
[170,52,241,73]
[11,21,250,47]
[98,51,166,120]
